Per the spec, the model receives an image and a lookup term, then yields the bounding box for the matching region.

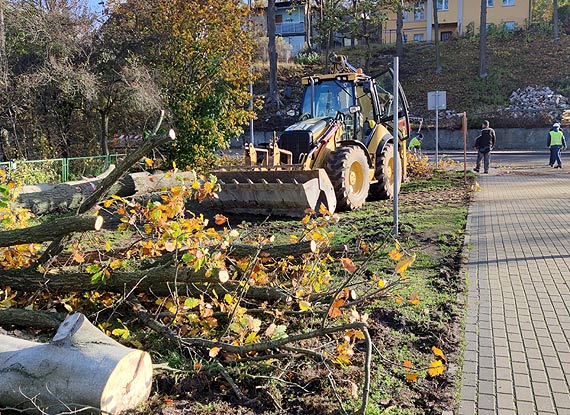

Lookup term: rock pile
[506,86,570,112]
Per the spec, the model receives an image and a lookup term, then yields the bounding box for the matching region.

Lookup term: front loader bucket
[209,169,337,217]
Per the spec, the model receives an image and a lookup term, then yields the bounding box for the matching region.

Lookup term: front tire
[325,146,370,211]
[369,142,402,200]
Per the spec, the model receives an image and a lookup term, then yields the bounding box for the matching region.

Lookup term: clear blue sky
[88,0,104,13]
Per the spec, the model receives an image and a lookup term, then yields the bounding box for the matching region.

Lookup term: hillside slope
[256,32,570,131]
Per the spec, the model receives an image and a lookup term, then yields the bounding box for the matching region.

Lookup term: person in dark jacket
[547,122,566,168]
[473,120,496,173]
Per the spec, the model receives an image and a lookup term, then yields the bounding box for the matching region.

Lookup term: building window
[440,31,452,40]
[413,33,424,42]
[502,0,514,5]
[403,10,410,22]
[437,0,448,11]
[504,21,515,30]
[414,3,425,21]
[487,0,494,6]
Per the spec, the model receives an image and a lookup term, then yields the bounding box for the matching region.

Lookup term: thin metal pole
[462,112,467,183]
[435,91,439,167]
[393,56,399,236]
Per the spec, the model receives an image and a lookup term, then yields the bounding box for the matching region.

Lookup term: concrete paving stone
[496,379,513,394]
[478,380,495,395]
[552,392,570,409]
[461,373,477,387]
[496,366,514,381]
[460,385,476,401]
[462,360,477,374]
[527,358,546,371]
[551,332,569,344]
[479,356,494,369]
[510,350,527,362]
[476,409,495,415]
[496,393,515,410]
[554,342,570,353]
[495,355,511,368]
[558,352,570,364]
[543,355,563,368]
[494,345,510,356]
[477,393,495,410]
[529,369,549,383]
[549,379,570,394]
[531,381,552,397]
[546,367,567,383]
[514,386,534,402]
[509,337,526,353]
[479,345,494,358]
[540,345,558,357]
[458,400,476,415]
[535,395,555,413]
[463,349,477,363]
[512,361,530,375]
[479,328,493,339]
[514,400,537,414]
[479,367,495,381]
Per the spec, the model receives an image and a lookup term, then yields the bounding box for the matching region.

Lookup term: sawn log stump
[0,313,153,414]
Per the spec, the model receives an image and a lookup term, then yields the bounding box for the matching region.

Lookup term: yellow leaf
[388,249,403,261]
[144,157,154,166]
[432,346,447,362]
[403,360,413,371]
[406,372,419,382]
[105,241,112,251]
[395,254,416,275]
[301,215,310,225]
[340,257,357,273]
[299,300,312,311]
[409,292,420,305]
[378,278,385,288]
[427,360,446,377]
[103,199,114,208]
[109,259,122,270]
[209,347,221,357]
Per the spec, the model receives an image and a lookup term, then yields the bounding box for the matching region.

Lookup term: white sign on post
[428,91,447,110]
[428,91,446,166]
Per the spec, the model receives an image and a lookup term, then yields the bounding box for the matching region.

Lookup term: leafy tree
[478,0,488,78]
[126,0,257,169]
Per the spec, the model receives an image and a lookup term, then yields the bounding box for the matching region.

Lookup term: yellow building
[382,0,533,44]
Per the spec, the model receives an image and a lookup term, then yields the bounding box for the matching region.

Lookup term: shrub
[295,51,321,66]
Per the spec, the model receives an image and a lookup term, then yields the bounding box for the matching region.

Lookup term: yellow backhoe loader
[213,55,411,216]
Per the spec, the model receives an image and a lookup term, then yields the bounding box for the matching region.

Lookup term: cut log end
[94,215,104,231]
[100,350,153,413]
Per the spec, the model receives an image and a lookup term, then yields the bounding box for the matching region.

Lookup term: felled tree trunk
[0,215,103,247]
[17,169,197,216]
[0,313,153,414]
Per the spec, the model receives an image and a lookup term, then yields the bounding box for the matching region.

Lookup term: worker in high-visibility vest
[408,133,423,155]
[548,122,567,169]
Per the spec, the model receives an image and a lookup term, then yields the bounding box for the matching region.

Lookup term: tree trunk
[0,308,66,329]
[0,0,7,89]
[0,215,103,247]
[267,0,281,107]
[554,0,559,42]
[479,0,488,78]
[16,168,196,216]
[100,110,110,156]
[433,0,442,73]
[0,266,291,301]
[304,1,312,50]
[0,313,152,414]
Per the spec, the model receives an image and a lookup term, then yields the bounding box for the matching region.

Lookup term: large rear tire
[369,142,402,200]
[325,146,370,211]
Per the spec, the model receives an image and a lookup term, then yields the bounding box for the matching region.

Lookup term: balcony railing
[275,22,305,35]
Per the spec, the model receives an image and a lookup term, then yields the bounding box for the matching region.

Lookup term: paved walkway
[460,167,570,415]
